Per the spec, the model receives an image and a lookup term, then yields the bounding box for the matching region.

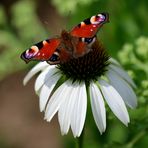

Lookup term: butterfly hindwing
[21,38,61,64]
[70,13,109,38]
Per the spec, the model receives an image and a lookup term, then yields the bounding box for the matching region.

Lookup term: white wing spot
[31,46,39,52]
[81,22,85,27]
[30,46,39,56]
[54,51,59,56]
[81,38,85,42]
[90,16,96,24]
[43,40,48,45]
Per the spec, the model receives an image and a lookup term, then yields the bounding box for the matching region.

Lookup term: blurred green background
[0,0,147,148]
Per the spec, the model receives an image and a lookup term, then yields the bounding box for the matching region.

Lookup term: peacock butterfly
[21,13,109,65]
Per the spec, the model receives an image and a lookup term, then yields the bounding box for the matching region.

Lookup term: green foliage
[1,0,148,80]
[51,0,98,15]
[111,37,148,148]
[118,37,148,148]
[52,0,148,53]
[118,36,148,101]
[0,1,47,80]
[0,0,148,147]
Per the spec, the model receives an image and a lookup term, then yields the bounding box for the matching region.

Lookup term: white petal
[106,69,137,108]
[89,83,106,134]
[39,73,61,112]
[34,65,56,92]
[108,64,136,88]
[58,82,78,135]
[44,80,72,122]
[71,83,87,137]
[23,62,49,85]
[99,79,130,126]
[109,58,121,66]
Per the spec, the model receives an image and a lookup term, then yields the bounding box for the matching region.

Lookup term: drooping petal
[71,83,87,137]
[108,64,136,88]
[89,82,106,134]
[44,80,72,122]
[99,79,130,126]
[34,65,56,92]
[39,73,61,112]
[58,82,78,135]
[109,58,121,66]
[23,62,49,85]
[106,69,137,108]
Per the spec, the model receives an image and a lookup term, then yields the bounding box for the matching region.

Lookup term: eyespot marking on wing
[70,12,109,38]
[81,36,96,45]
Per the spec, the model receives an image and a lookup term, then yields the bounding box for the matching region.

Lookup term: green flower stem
[125,130,146,148]
[76,129,85,148]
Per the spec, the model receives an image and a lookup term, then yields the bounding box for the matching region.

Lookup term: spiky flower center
[58,40,110,82]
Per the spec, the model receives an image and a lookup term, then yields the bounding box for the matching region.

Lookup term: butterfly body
[21,13,109,65]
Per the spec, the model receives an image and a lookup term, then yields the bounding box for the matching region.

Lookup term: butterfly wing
[69,13,109,58]
[21,38,61,64]
[70,13,109,38]
[21,13,109,64]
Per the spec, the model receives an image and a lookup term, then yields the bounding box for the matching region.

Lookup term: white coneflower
[23,41,137,138]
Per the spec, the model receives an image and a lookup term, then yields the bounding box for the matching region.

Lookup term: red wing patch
[21,38,61,63]
[70,13,109,38]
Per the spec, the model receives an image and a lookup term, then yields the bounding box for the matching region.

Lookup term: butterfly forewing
[70,13,109,38]
[21,38,61,63]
